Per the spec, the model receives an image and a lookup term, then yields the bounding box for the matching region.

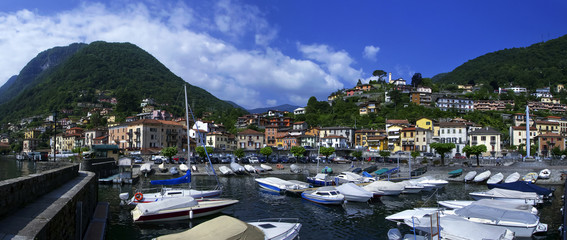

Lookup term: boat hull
[130,189,222,205]
[132,199,238,223]
[301,193,344,205]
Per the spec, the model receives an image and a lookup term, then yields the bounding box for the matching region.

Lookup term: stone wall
[0,164,79,219]
[81,157,117,178]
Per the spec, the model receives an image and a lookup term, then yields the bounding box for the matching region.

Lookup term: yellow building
[24,129,42,139]
[387,125,404,152]
[416,118,434,131]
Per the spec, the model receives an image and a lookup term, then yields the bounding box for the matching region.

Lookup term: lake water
[102,173,564,240]
[0,155,37,181]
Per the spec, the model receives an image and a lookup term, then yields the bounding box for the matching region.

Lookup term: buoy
[134,192,144,201]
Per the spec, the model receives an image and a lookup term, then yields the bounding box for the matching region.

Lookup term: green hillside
[0,41,238,123]
[434,34,567,90]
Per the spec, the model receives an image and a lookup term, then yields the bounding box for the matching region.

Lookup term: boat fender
[134,192,144,201]
[189,210,193,219]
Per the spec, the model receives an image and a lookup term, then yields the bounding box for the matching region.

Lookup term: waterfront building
[536,133,565,157]
[401,127,416,152]
[319,127,354,148]
[237,129,264,150]
[321,135,348,149]
[416,118,434,131]
[468,127,502,157]
[415,127,433,153]
[438,122,468,157]
[534,120,560,134]
[354,129,383,148]
[509,126,538,148]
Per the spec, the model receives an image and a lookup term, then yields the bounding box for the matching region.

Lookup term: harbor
[1,155,565,239]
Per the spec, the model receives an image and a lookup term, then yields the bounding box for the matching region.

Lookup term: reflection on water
[103,174,562,240]
[0,155,37,181]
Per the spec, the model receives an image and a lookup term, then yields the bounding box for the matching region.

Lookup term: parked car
[239,157,250,164]
[220,157,231,164]
[133,156,143,164]
[332,156,352,164]
[154,158,163,164]
[288,157,297,163]
[258,156,267,163]
[249,156,260,164]
[268,156,279,163]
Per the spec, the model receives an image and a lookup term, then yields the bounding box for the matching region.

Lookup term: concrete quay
[0,164,99,240]
[140,160,566,185]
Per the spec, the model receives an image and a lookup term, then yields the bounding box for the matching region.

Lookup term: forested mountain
[0,43,86,104]
[248,104,300,114]
[433,34,567,90]
[0,41,239,123]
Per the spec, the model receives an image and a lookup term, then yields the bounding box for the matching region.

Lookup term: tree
[260,146,273,158]
[379,150,390,160]
[551,147,562,158]
[161,146,178,161]
[234,148,245,159]
[320,147,335,160]
[429,142,456,166]
[373,70,387,83]
[357,79,362,85]
[290,146,306,157]
[352,151,363,160]
[411,73,423,87]
[462,145,487,166]
[195,146,214,158]
[411,151,420,163]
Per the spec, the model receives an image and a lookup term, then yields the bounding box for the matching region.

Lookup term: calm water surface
[0,155,37,181]
[102,173,563,240]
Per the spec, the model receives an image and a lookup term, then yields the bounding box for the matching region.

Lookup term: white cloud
[0,1,361,109]
[363,45,380,61]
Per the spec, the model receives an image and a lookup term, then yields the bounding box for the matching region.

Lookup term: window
[481,136,486,141]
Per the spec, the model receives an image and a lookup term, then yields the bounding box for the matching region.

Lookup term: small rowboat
[487,172,504,184]
[464,171,477,182]
[448,169,463,178]
[505,172,520,183]
[276,164,284,170]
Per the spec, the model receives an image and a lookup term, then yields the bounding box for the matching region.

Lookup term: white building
[438,122,468,157]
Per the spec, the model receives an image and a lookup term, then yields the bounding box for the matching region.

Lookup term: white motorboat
[306,173,334,186]
[260,164,273,171]
[335,171,374,184]
[126,187,223,205]
[398,180,424,194]
[230,162,246,174]
[301,186,345,205]
[140,163,152,176]
[179,164,189,172]
[287,180,311,190]
[362,181,404,197]
[386,208,515,240]
[487,172,504,184]
[336,183,374,202]
[255,177,308,192]
[539,169,551,179]
[504,172,520,183]
[244,164,257,173]
[438,199,539,215]
[159,162,167,172]
[155,215,301,240]
[469,188,543,205]
[290,164,302,173]
[414,176,448,189]
[453,204,547,237]
[131,196,239,223]
[219,166,234,175]
[473,170,491,182]
[464,171,477,182]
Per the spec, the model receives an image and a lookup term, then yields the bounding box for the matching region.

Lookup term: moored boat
[362,180,404,197]
[301,186,345,205]
[230,162,246,174]
[244,164,257,173]
[438,199,539,215]
[260,164,273,171]
[374,168,389,176]
[469,188,543,205]
[539,169,551,179]
[290,164,302,173]
[140,163,153,176]
[486,172,504,184]
[255,177,308,192]
[159,162,167,172]
[464,171,477,182]
[336,182,373,202]
[473,170,491,182]
[219,166,234,175]
[179,164,189,172]
[306,173,334,186]
[487,181,554,197]
[131,196,239,223]
[504,172,520,183]
[522,172,538,183]
[155,215,301,240]
[169,167,179,175]
[448,168,463,177]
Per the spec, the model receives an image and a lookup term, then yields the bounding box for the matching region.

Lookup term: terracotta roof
[238,129,264,135]
[386,119,410,125]
[355,129,380,133]
[401,127,416,131]
[537,133,563,137]
[535,121,559,125]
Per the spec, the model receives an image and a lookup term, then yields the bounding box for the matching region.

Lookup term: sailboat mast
[184,85,191,170]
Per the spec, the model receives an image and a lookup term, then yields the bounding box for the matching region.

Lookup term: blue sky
[0,0,566,109]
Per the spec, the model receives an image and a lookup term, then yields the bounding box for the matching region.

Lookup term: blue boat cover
[151,171,191,185]
[362,171,373,177]
[487,181,553,196]
[384,167,399,175]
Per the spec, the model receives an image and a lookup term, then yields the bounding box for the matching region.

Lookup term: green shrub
[433,160,441,165]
